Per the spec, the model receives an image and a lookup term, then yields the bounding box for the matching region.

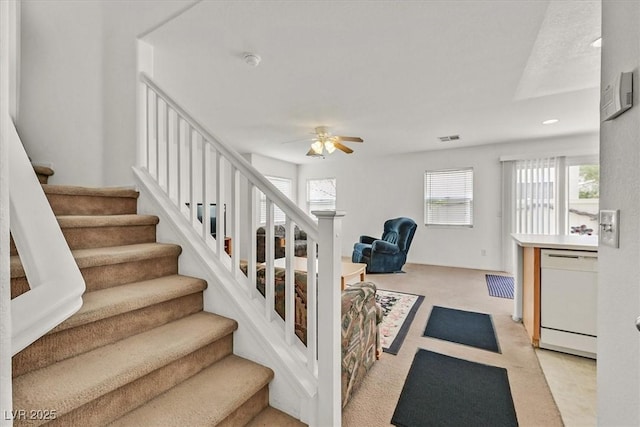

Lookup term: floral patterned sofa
[239,260,382,407]
[255,225,308,263]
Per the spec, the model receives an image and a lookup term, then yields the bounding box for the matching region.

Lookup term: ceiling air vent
[438,135,461,142]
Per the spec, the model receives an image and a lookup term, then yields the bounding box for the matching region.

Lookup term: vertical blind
[424,168,473,226]
[307,178,336,215]
[259,176,292,224]
[514,157,558,234]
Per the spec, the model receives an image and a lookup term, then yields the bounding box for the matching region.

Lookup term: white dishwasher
[540,249,598,359]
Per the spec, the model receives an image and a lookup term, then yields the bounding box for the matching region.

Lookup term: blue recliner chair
[352,217,417,273]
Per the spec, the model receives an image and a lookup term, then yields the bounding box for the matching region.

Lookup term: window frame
[259,175,293,225]
[424,167,474,228]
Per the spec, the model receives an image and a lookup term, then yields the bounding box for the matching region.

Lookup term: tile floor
[536,348,597,426]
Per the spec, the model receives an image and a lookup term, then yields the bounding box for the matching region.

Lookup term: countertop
[511,234,598,251]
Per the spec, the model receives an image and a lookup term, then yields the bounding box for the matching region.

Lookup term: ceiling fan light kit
[303,126,364,157]
[311,140,324,154]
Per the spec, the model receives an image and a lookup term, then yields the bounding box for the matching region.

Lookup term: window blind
[307,178,336,216]
[424,168,473,226]
[514,157,558,234]
[259,176,292,224]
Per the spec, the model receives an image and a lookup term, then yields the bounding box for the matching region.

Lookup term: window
[259,176,292,224]
[568,163,599,236]
[424,168,473,226]
[307,178,336,217]
[511,156,599,235]
[514,157,558,234]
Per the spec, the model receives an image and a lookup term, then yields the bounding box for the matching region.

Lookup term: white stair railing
[137,73,342,426]
[8,118,86,355]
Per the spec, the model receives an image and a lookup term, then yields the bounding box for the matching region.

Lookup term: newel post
[314,210,345,427]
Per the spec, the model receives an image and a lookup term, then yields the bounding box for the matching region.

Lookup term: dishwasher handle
[547,253,581,259]
[541,249,598,271]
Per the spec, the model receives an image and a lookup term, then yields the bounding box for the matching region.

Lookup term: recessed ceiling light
[542,119,559,125]
[591,37,602,48]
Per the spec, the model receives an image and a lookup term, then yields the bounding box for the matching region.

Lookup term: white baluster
[284,218,296,345]
[216,151,226,257]
[164,102,171,191]
[248,183,258,298]
[306,236,317,374]
[176,118,182,209]
[230,165,240,274]
[265,199,275,321]
[145,85,150,171]
[202,140,211,240]
[155,94,160,181]
[188,127,196,226]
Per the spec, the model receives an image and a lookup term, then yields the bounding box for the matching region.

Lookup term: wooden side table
[272,257,366,290]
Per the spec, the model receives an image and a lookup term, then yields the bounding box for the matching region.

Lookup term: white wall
[246,153,299,203]
[298,134,598,271]
[100,1,197,186]
[19,0,104,186]
[18,1,196,186]
[598,2,640,425]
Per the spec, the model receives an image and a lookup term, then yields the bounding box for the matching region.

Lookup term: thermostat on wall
[601,72,633,122]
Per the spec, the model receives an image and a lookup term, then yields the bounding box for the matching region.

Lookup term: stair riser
[13,293,204,377]
[46,194,137,216]
[10,225,157,255]
[36,336,234,427]
[60,225,157,251]
[219,386,270,427]
[79,255,179,292]
[11,256,178,298]
[10,277,29,299]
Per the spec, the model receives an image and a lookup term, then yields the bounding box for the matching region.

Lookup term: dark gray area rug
[391,349,518,427]
[423,306,500,353]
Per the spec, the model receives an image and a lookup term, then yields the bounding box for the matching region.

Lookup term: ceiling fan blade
[281,137,314,145]
[334,142,354,154]
[337,136,363,143]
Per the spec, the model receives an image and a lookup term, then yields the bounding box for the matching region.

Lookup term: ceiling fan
[303,126,364,157]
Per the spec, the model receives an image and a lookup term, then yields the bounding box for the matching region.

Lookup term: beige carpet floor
[342,262,562,427]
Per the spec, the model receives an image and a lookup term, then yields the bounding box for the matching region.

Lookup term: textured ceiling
[144,0,601,164]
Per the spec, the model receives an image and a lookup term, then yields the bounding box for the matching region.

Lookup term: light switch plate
[599,209,620,248]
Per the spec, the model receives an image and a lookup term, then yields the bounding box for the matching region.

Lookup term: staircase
[10,169,304,426]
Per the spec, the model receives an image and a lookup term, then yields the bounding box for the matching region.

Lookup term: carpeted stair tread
[109,355,274,427]
[33,165,54,183]
[10,243,182,279]
[33,165,54,177]
[42,184,138,198]
[13,312,238,417]
[56,214,159,228]
[43,185,140,215]
[51,275,207,333]
[247,406,307,427]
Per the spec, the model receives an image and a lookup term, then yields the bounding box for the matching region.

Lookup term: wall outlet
[599,209,620,248]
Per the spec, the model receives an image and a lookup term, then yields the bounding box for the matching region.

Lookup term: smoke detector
[243,53,261,67]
